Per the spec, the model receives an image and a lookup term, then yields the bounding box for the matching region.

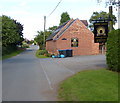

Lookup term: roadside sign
[93,22,108,43]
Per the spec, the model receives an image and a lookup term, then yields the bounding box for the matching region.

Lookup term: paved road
[2,45,107,101]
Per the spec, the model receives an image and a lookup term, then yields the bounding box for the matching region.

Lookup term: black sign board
[93,22,108,43]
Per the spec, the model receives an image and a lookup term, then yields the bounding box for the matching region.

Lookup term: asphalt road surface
[2,45,107,101]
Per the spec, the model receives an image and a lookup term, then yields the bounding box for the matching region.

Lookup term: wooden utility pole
[118,2,120,29]
[109,6,113,32]
[109,1,120,29]
[44,16,46,49]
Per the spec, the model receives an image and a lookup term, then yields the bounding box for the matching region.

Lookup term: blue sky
[0,0,118,40]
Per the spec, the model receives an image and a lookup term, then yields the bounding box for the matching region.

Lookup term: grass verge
[2,49,25,60]
[36,50,50,58]
[58,69,118,101]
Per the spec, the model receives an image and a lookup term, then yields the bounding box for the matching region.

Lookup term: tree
[60,12,70,25]
[14,20,24,45]
[34,30,52,50]
[34,31,44,50]
[48,26,57,32]
[97,0,118,4]
[1,15,20,47]
[1,15,24,55]
[89,11,117,31]
[45,31,52,39]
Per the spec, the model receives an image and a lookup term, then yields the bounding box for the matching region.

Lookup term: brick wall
[46,19,99,56]
[46,40,58,55]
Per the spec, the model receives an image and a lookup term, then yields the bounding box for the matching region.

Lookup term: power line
[43,0,62,47]
[47,0,62,17]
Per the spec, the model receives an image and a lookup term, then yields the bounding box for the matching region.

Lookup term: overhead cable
[47,0,62,17]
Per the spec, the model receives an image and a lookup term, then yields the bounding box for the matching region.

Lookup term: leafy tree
[48,26,57,32]
[1,15,24,55]
[14,20,24,45]
[97,0,118,4]
[29,40,34,44]
[60,12,70,25]
[45,31,52,39]
[34,31,52,50]
[34,31,44,50]
[2,15,20,47]
[89,11,117,31]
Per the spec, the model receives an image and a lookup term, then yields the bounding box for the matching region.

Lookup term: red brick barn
[46,19,99,56]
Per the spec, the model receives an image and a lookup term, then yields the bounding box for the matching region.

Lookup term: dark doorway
[99,43,106,54]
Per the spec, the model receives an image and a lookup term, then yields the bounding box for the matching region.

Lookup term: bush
[45,53,51,57]
[21,44,29,48]
[38,50,48,55]
[2,44,17,56]
[36,49,51,58]
[106,29,120,72]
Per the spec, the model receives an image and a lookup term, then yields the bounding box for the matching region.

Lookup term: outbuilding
[46,18,99,56]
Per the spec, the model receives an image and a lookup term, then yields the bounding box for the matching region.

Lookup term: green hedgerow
[38,50,48,55]
[36,49,51,58]
[106,29,120,72]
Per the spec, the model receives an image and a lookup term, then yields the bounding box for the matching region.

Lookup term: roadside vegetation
[106,29,120,72]
[2,48,25,60]
[1,15,24,57]
[22,41,30,48]
[58,69,118,101]
[36,49,51,58]
[89,11,117,31]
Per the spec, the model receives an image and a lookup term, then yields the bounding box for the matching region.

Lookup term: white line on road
[53,60,75,74]
[64,67,75,74]
[39,60,53,90]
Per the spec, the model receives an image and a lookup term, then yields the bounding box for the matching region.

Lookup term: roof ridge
[80,20,88,26]
[53,19,74,40]
[53,19,77,40]
[46,21,69,41]
[57,20,70,29]
[46,19,77,41]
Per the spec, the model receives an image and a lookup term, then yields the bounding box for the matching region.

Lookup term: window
[62,38,67,40]
[71,38,78,47]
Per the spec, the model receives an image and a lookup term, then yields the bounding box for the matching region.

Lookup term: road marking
[40,60,53,90]
[64,67,75,74]
[53,60,75,74]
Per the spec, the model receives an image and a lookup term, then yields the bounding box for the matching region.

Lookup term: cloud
[20,1,28,7]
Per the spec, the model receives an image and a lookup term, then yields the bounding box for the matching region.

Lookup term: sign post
[93,22,108,43]
[93,20,109,54]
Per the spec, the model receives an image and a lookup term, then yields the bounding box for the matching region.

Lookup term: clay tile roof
[80,20,88,27]
[46,19,88,41]
[46,19,75,41]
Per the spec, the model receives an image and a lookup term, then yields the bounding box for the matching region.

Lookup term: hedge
[37,49,51,57]
[106,29,120,72]
[2,44,17,56]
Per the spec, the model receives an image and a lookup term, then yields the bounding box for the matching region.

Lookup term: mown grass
[2,49,25,60]
[58,69,118,101]
[35,50,50,58]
